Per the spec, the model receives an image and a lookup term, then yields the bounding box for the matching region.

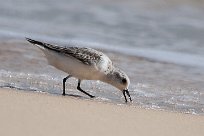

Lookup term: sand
[0,88,203,136]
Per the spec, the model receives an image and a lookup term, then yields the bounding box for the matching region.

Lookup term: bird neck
[100,70,117,89]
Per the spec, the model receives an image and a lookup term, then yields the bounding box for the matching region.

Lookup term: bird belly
[43,50,102,80]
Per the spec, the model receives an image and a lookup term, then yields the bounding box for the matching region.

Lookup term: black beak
[123,89,132,103]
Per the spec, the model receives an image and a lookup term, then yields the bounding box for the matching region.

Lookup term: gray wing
[62,47,105,65]
[26,38,105,65]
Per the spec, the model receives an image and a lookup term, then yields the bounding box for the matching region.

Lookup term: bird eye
[122,78,127,84]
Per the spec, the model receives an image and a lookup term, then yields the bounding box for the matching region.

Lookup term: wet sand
[0,88,203,136]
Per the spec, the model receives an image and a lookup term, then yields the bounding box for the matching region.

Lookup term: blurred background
[0,0,204,114]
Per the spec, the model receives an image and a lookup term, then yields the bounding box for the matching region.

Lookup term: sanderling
[26,38,132,102]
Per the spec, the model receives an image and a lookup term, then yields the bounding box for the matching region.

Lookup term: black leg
[62,75,72,95]
[123,90,127,103]
[77,79,95,98]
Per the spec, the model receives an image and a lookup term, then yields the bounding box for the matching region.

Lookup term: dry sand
[0,88,203,136]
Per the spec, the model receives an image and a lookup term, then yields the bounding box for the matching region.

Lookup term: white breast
[41,49,106,80]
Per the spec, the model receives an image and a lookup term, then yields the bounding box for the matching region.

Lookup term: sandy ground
[0,88,203,136]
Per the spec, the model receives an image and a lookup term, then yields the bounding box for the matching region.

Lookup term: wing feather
[26,38,107,65]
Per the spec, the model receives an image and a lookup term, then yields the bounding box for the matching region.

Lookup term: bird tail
[26,37,59,51]
[25,37,64,54]
[26,37,49,49]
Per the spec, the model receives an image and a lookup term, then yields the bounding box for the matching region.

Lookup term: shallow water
[0,0,204,115]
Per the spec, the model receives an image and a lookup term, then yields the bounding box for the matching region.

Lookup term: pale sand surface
[0,88,204,136]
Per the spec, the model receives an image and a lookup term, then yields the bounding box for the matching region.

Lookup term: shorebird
[26,38,132,102]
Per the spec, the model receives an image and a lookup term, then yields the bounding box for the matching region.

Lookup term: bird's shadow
[0,85,93,100]
[63,93,97,100]
[64,93,83,98]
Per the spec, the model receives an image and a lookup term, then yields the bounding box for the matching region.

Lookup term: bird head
[104,67,132,102]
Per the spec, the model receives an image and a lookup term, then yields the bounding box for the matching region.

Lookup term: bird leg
[77,79,95,98]
[62,75,72,95]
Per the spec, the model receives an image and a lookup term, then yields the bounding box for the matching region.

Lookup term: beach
[0,0,204,135]
[1,40,204,115]
[1,0,204,115]
[0,88,203,136]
